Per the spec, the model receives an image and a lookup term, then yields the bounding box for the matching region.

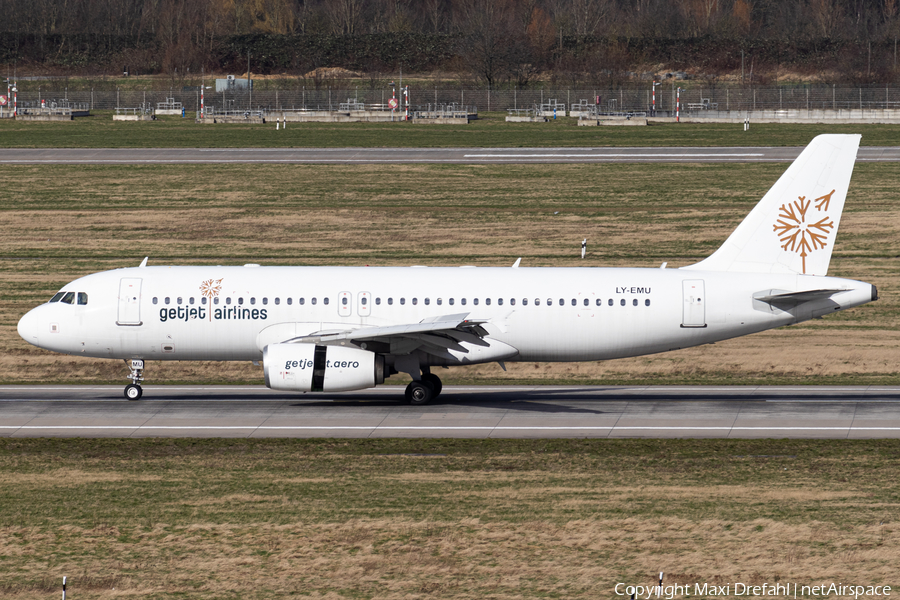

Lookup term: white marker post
[676,88,680,123]
[62,576,67,600]
[581,239,586,259]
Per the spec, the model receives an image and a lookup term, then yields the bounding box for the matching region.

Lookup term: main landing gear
[124,359,144,400]
[404,370,443,405]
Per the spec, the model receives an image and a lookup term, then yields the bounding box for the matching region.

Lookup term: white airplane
[17,134,876,404]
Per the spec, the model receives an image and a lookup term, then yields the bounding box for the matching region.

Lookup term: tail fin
[683,134,860,276]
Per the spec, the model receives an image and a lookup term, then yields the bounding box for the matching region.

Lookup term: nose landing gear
[124,359,144,400]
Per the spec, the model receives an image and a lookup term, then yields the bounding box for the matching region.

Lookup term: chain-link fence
[5,85,900,116]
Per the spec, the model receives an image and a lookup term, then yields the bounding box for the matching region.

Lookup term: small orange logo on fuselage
[200,278,223,320]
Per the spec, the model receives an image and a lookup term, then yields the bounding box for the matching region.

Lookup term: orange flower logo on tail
[772,190,835,274]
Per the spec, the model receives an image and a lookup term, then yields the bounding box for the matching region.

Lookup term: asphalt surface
[2,385,900,439]
[1,146,898,164]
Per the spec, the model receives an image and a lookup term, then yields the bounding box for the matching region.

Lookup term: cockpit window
[49,292,65,303]
[60,292,75,304]
[77,292,88,305]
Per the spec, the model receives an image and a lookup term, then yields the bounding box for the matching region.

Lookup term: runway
[2,385,900,439]
[1,146,898,164]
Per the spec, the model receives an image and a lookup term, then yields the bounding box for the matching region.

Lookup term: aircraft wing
[284,313,491,355]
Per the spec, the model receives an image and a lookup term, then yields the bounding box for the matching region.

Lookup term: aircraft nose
[17,308,40,346]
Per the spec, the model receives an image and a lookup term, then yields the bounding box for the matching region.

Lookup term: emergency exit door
[681,279,706,328]
[117,278,143,326]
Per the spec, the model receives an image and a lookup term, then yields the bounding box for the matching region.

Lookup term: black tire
[405,380,434,405]
[421,373,443,397]
[124,384,143,400]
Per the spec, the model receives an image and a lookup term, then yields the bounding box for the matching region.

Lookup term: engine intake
[264,343,384,392]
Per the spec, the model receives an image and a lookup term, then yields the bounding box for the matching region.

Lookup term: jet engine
[263,343,385,392]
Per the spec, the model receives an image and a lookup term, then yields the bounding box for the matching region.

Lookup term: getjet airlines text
[615,583,891,599]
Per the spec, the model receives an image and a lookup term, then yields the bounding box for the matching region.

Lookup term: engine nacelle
[263,343,384,392]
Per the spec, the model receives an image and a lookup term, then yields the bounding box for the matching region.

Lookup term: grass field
[1,161,898,386]
[0,438,897,599]
[3,114,900,148]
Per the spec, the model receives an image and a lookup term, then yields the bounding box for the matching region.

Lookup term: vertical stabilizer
[683,134,860,276]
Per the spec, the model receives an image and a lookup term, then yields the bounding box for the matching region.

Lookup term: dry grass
[0,439,898,599]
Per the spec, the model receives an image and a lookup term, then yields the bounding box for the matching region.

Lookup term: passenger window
[558,299,564,306]
[596,299,602,306]
[49,292,65,303]
[436,298,442,305]
[449,298,455,305]
[202,297,207,305]
[400,298,406,305]
[485,298,491,306]
[214,297,220,305]
[323,298,329,305]
[342,297,348,305]
[273,298,279,305]
[388,298,393,305]
[165,297,171,305]
[376,298,381,305]
[61,292,75,304]
[311,298,317,305]
[547,298,552,305]
[262,298,267,305]
[497,298,503,306]
[226,298,232,305]
[424,298,430,305]
[620,299,626,306]
[535,298,540,306]
[77,292,88,305]
[238,298,243,306]
[522,298,528,306]
[412,298,418,305]
[571,299,576,306]
[361,297,368,306]
[608,299,613,306]
[299,298,305,305]
[645,299,651,306]
[473,298,479,306]
[152,297,158,305]
[633,299,638,306]
[251,298,256,305]
[461,298,466,306]
[510,298,515,306]
[177,297,183,305]
[189,297,195,305]
[583,299,589,306]
[287,298,292,305]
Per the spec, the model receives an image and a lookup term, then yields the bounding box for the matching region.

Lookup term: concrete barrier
[200,116,266,124]
[506,116,548,122]
[578,118,648,126]
[113,114,156,121]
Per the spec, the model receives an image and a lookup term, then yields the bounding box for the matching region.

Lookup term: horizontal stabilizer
[755,288,848,307]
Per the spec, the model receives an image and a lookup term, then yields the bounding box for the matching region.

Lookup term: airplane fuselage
[18,265,875,365]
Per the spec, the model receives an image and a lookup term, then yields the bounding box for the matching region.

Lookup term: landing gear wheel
[405,380,434,405]
[421,373,442,398]
[124,384,143,400]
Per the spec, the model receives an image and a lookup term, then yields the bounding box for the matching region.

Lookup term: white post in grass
[581,239,586,259]
[62,576,67,600]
